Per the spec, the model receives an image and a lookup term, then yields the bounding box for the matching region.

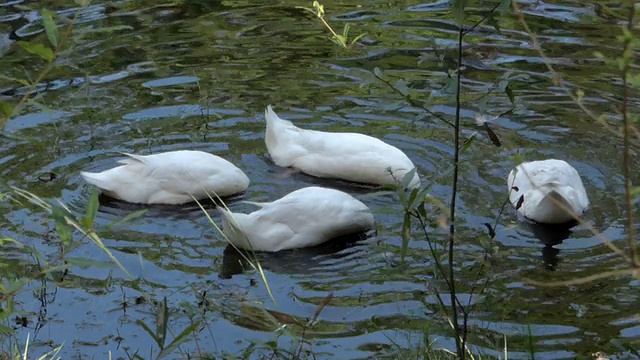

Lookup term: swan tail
[242,200,270,208]
[264,105,296,151]
[80,171,115,192]
[217,207,242,235]
[117,153,147,165]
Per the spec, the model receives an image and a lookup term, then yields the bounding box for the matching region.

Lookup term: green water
[1,0,638,359]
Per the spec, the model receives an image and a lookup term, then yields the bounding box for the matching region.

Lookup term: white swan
[218,186,375,252]
[81,150,250,205]
[264,105,421,189]
[507,159,589,224]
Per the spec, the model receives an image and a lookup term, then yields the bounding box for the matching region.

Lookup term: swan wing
[265,106,419,188]
[82,151,249,204]
[246,187,374,251]
[281,130,418,187]
[507,159,589,222]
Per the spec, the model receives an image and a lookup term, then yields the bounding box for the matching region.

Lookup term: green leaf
[54,216,73,245]
[157,297,169,349]
[342,23,350,38]
[483,123,502,147]
[157,321,202,359]
[460,132,477,154]
[397,183,407,206]
[5,278,29,295]
[294,6,316,16]
[0,74,30,86]
[80,188,100,229]
[17,41,54,62]
[417,201,427,219]
[136,320,162,348]
[312,1,324,16]
[50,205,75,246]
[350,32,367,47]
[409,185,432,210]
[105,208,147,229]
[400,212,411,261]
[401,167,417,189]
[373,67,384,79]
[0,236,21,246]
[39,261,74,276]
[514,151,524,165]
[0,99,13,120]
[0,324,14,335]
[498,80,515,103]
[628,73,640,88]
[504,84,515,104]
[332,34,347,47]
[406,187,418,210]
[41,9,59,48]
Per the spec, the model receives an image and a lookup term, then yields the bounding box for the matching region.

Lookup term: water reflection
[94,192,249,220]
[521,221,575,271]
[219,231,373,279]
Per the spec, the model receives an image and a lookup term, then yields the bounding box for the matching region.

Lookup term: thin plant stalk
[448,23,465,360]
[192,194,277,305]
[621,3,637,266]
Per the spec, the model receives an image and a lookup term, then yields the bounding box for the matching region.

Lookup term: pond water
[1,0,639,359]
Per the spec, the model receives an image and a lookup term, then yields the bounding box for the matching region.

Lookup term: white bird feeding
[507,159,589,224]
[81,150,250,205]
[218,186,375,252]
[264,105,420,189]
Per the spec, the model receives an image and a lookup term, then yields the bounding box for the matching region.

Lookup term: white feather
[507,159,589,224]
[81,150,250,205]
[218,186,375,252]
[264,105,420,189]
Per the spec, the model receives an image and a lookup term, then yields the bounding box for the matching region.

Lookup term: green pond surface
[1,0,639,359]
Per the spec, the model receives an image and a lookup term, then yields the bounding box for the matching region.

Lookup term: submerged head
[527,184,583,224]
[218,208,254,250]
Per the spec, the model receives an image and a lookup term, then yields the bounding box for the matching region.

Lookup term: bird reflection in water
[94,192,245,221]
[521,220,576,271]
[219,230,374,279]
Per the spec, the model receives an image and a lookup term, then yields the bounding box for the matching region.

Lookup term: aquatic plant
[296,1,367,48]
[0,2,88,130]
